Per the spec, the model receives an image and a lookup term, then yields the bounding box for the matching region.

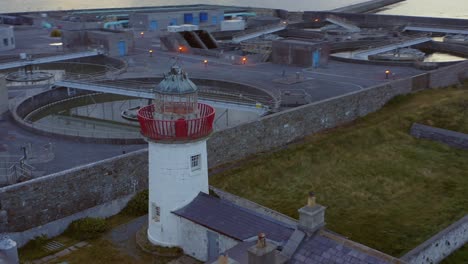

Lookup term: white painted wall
[178,216,239,261]
[147,139,209,247]
[0,26,15,51]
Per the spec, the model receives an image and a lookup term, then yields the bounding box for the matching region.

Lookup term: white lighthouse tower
[137,66,215,247]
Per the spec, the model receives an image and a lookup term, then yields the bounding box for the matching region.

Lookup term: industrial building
[61,29,134,56]
[0,25,15,51]
[129,6,224,32]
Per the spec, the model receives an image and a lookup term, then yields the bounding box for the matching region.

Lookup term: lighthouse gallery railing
[137,103,215,140]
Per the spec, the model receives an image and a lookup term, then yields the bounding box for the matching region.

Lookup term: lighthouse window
[152,203,160,222]
[191,154,201,171]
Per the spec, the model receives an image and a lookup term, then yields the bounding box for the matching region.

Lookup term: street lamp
[178,46,183,53]
[242,57,247,65]
[149,49,153,57]
[385,70,391,79]
[203,59,208,68]
[140,31,144,38]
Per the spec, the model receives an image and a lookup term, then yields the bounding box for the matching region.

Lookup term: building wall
[147,140,209,246]
[0,26,15,51]
[271,40,329,67]
[62,30,134,56]
[402,215,468,264]
[0,75,7,115]
[87,30,134,56]
[130,9,224,32]
[178,216,239,261]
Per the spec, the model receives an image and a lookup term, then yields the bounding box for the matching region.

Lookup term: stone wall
[401,215,468,264]
[207,77,413,166]
[0,149,148,245]
[2,60,468,246]
[410,123,468,150]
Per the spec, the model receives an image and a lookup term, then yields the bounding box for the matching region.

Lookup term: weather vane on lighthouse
[137,66,215,247]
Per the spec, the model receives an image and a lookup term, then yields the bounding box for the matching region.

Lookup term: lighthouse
[137,66,215,247]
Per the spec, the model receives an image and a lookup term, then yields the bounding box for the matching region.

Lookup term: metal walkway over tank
[325,15,361,33]
[54,80,269,114]
[353,37,432,60]
[0,50,104,70]
[403,26,468,35]
[232,23,287,43]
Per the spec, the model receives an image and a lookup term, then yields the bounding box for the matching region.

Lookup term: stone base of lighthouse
[147,139,209,247]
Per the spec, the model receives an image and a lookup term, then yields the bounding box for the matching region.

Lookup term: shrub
[121,190,148,216]
[65,217,109,240]
[50,29,62,38]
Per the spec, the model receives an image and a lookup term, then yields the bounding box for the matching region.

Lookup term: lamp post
[385,70,391,79]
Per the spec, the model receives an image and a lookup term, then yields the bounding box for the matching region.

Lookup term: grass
[442,244,468,264]
[210,85,468,257]
[19,203,140,263]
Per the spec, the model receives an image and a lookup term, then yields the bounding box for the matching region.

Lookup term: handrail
[138,103,215,141]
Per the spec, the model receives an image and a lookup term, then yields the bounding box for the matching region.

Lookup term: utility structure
[137,66,215,246]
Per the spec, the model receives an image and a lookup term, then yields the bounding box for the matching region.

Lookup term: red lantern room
[137,66,215,141]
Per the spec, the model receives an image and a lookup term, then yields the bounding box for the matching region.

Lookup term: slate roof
[172,192,294,242]
[290,232,394,264]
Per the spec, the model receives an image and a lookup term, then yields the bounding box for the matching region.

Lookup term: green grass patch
[121,190,149,216]
[442,244,468,264]
[19,235,79,263]
[64,217,109,240]
[210,86,468,257]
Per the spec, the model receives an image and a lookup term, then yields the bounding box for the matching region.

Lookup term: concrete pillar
[0,236,19,264]
[0,75,8,115]
[298,192,326,234]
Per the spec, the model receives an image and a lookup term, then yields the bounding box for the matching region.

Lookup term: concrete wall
[331,0,405,13]
[0,26,15,51]
[87,30,134,56]
[178,216,238,261]
[271,40,329,67]
[402,215,468,264]
[62,30,134,56]
[410,123,468,150]
[303,12,468,29]
[0,75,7,115]
[0,149,148,246]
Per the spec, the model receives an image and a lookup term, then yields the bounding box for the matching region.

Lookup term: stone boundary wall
[303,12,468,29]
[401,215,468,264]
[331,0,405,13]
[1,61,467,245]
[410,123,468,150]
[0,149,148,245]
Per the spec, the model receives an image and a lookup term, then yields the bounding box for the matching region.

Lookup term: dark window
[3,38,8,46]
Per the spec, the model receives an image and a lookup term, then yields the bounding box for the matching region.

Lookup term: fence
[138,103,215,140]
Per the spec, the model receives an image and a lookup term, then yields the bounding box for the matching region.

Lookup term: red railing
[137,103,215,141]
